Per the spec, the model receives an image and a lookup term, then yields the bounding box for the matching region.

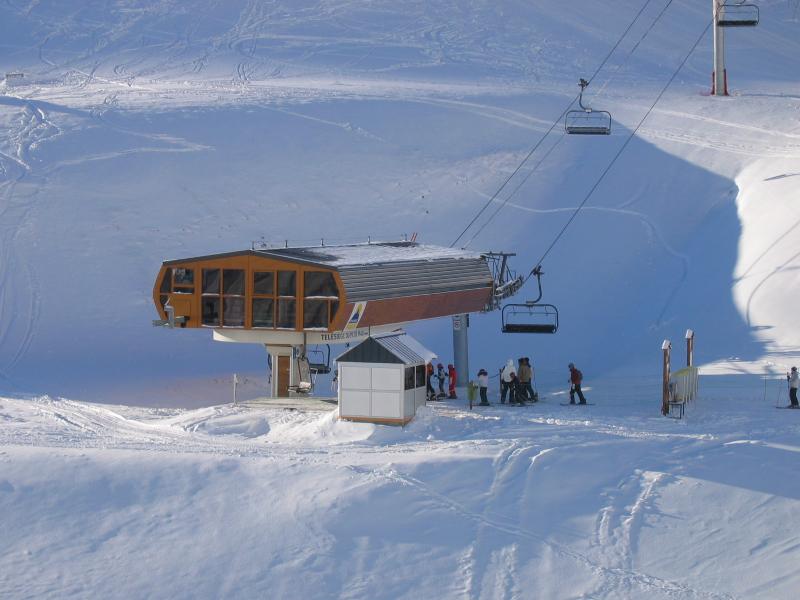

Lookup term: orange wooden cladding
[153,255,344,331]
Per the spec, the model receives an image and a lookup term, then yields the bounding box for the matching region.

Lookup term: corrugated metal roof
[339,258,492,302]
[376,333,436,364]
[336,333,433,365]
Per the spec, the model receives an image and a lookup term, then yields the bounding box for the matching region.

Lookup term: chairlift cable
[461,0,676,249]
[527,19,713,281]
[594,0,676,98]
[449,0,657,249]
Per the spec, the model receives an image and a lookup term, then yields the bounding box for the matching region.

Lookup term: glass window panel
[278,271,296,297]
[277,298,296,328]
[252,298,275,328]
[223,269,245,295]
[174,268,194,286]
[416,365,426,388]
[405,367,415,390]
[202,297,220,326]
[304,271,338,297]
[303,299,328,329]
[160,269,172,293]
[253,272,274,296]
[223,296,245,327]
[330,299,339,325]
[203,269,220,295]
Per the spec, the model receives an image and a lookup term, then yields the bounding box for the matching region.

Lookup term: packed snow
[2,378,799,599]
[1,0,800,598]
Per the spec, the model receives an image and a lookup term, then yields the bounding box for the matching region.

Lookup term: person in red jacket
[447,363,457,398]
[568,363,587,404]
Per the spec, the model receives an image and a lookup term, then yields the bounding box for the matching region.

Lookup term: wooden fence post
[685,329,694,367]
[661,340,671,416]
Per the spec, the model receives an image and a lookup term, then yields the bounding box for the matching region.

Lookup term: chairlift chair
[307,344,331,375]
[500,266,559,334]
[717,2,759,27]
[565,78,611,136]
[502,302,559,334]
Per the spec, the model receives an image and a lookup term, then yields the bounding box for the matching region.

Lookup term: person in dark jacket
[447,364,457,398]
[568,363,587,404]
[426,362,436,400]
[518,357,534,403]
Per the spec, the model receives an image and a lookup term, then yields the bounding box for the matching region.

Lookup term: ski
[560,402,595,406]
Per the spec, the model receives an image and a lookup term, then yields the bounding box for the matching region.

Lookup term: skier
[447,363,457,399]
[436,363,446,398]
[518,357,534,403]
[568,363,587,405]
[788,367,799,408]
[426,362,436,400]
[477,368,489,406]
[500,359,515,404]
[509,370,523,405]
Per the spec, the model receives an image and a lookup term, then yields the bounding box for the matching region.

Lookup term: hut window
[303,299,328,329]
[277,299,296,329]
[303,271,339,329]
[203,269,221,294]
[304,272,337,298]
[404,367,416,390]
[415,365,426,388]
[174,268,194,286]
[220,269,245,327]
[172,267,194,294]
[223,269,245,296]
[252,298,275,328]
[223,297,245,327]
[278,271,296,297]
[160,269,172,293]
[202,297,220,326]
[201,269,221,326]
[254,272,274,295]
[330,300,340,325]
[160,268,172,309]
[253,271,276,328]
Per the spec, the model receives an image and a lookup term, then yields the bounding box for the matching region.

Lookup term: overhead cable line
[527,19,713,281]
[449,0,657,248]
[462,0,677,249]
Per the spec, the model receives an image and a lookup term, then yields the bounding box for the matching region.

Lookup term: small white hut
[337,332,434,425]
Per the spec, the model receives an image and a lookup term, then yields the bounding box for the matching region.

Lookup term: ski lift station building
[153,241,494,398]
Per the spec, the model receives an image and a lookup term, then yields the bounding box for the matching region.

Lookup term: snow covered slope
[2,380,799,599]
[0,1,799,399]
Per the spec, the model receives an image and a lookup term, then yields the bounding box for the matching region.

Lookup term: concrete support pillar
[453,313,469,388]
[712,0,728,96]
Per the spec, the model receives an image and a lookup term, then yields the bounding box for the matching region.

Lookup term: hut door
[277,355,290,397]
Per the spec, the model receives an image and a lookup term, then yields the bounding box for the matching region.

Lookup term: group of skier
[425,355,589,407]
[472,359,588,407]
[426,362,457,400]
